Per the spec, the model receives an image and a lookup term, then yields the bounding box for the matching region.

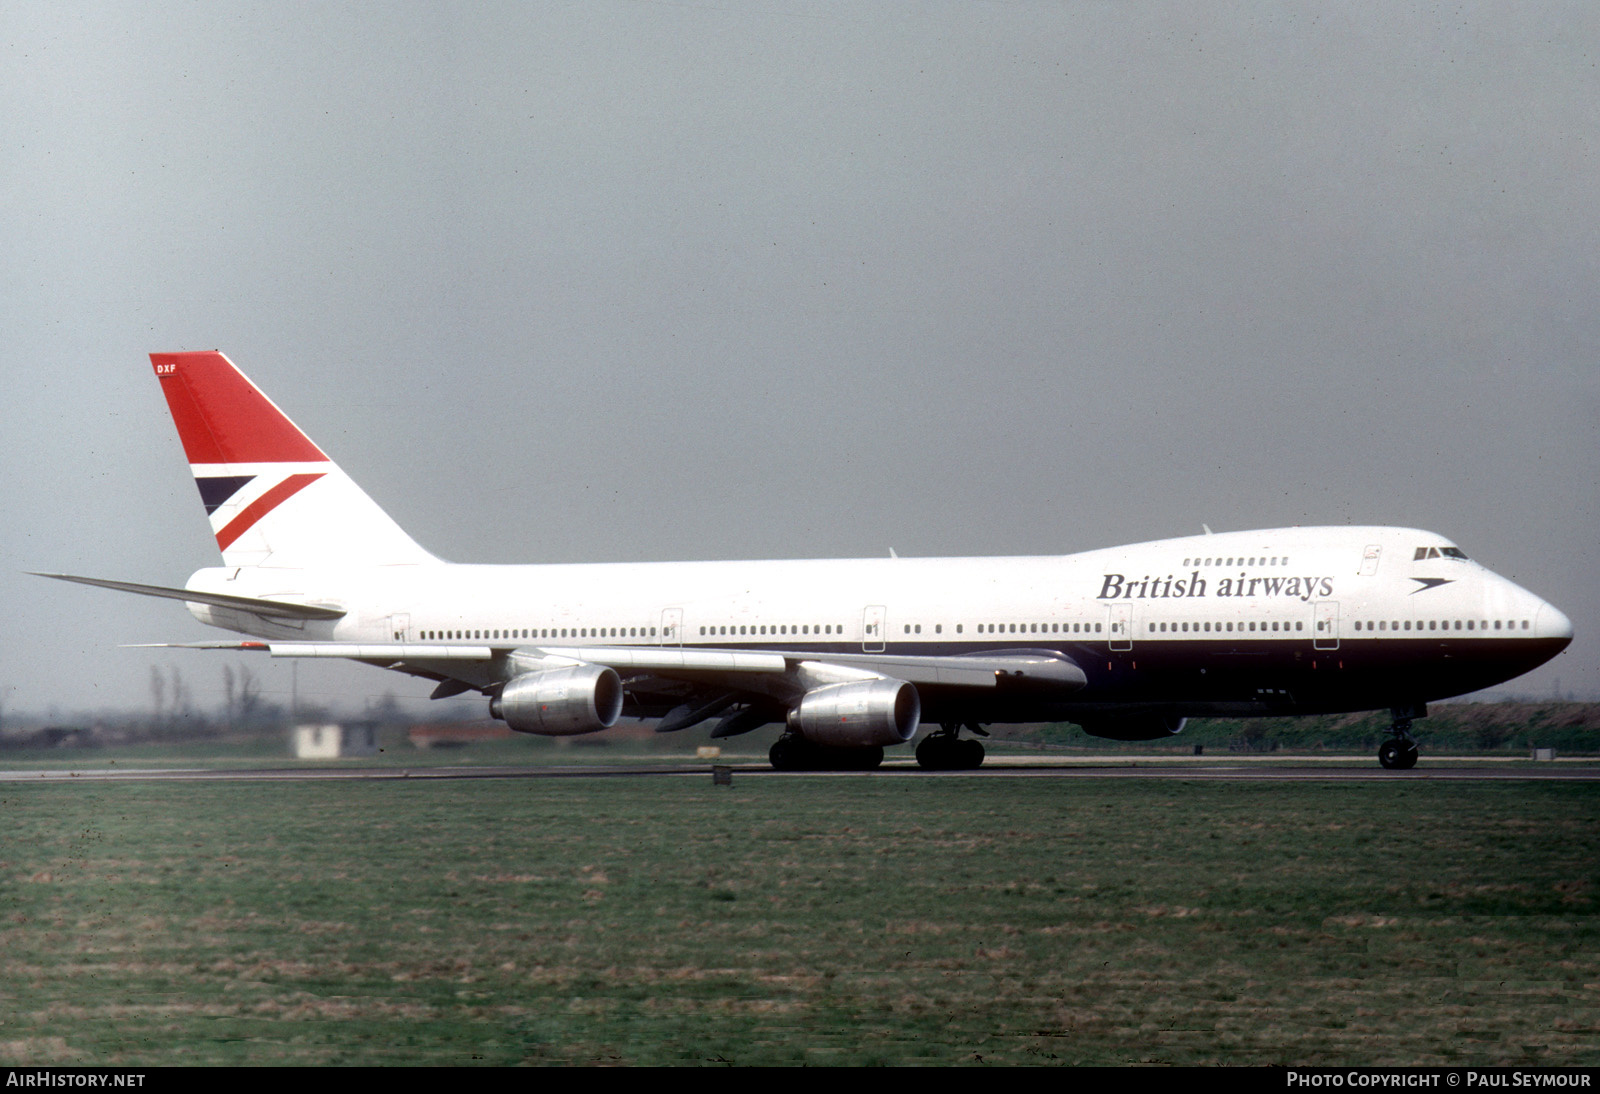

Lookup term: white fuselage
[186,524,1571,723]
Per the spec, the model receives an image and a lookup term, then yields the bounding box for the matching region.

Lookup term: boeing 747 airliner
[38,352,1572,770]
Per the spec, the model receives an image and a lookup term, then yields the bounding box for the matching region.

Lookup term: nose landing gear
[1378,705,1423,770]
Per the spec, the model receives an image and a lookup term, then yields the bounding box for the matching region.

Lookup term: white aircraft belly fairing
[39,352,1573,770]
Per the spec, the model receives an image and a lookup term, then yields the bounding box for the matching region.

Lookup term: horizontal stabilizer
[31,573,346,621]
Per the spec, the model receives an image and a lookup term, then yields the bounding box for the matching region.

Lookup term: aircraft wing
[156,640,1088,700]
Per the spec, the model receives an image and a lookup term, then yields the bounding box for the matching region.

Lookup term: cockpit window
[1441,547,1468,560]
[1414,546,1470,561]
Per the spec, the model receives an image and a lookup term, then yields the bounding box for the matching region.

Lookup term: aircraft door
[1313,601,1339,650]
[388,612,410,642]
[862,605,887,653]
[1359,545,1382,576]
[1107,604,1132,651]
[660,607,683,647]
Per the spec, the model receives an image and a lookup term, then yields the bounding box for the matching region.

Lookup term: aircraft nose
[1536,601,1574,647]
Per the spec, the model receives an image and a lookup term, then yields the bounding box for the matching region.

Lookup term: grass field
[1,772,1596,1066]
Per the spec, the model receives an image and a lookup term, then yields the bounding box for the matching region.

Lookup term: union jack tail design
[150,351,437,569]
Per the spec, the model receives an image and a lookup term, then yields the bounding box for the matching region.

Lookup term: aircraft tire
[771,737,883,772]
[917,735,984,771]
[916,735,952,771]
[836,745,884,772]
[770,735,808,771]
[1378,740,1419,770]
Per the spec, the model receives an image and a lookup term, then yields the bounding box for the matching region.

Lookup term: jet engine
[490,665,624,736]
[1078,713,1187,741]
[789,679,920,749]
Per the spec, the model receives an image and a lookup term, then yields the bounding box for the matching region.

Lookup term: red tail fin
[149,351,436,569]
[152,351,327,464]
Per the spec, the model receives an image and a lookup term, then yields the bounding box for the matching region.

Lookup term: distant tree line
[1007,702,1600,755]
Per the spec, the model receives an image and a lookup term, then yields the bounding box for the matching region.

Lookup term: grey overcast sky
[3,2,1596,720]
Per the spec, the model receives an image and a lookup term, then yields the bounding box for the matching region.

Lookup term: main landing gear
[1378,704,1423,770]
[768,734,884,772]
[915,723,987,771]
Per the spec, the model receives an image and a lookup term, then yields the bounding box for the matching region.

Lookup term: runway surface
[3,757,1597,783]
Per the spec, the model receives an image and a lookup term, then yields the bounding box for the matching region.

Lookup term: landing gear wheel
[916,726,986,770]
[769,735,806,771]
[915,735,948,770]
[1378,739,1419,770]
[769,736,884,771]
[1378,706,1423,770]
[838,746,884,772]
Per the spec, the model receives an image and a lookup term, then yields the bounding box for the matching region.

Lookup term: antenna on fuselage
[1201,524,1213,535]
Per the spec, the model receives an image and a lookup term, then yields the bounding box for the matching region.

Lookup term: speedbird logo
[1097,571,1335,602]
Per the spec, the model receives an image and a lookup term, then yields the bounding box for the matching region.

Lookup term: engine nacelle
[1078,713,1187,741]
[790,679,920,749]
[490,665,624,736]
